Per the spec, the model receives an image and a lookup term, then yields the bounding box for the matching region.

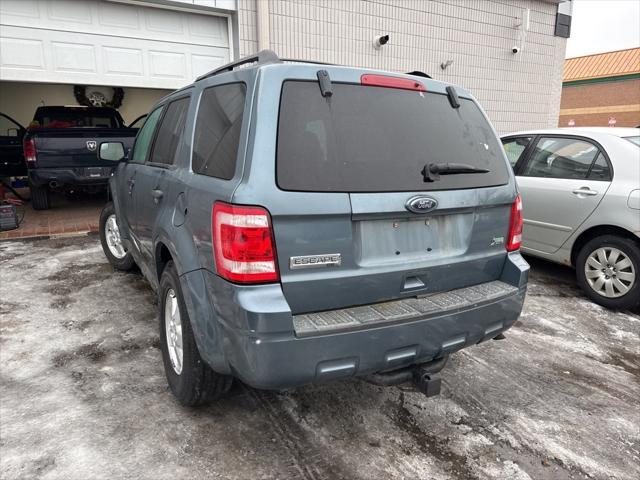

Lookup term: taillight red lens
[212,202,279,284]
[507,194,523,251]
[23,137,37,167]
[361,74,426,91]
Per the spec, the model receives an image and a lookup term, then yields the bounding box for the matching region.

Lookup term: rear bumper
[28,167,113,187]
[180,252,529,390]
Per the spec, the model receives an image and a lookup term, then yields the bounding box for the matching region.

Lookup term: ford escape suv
[99,51,529,406]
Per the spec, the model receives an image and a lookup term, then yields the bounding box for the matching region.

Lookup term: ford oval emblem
[406,196,438,214]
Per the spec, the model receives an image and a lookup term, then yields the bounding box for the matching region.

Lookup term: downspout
[256,0,270,51]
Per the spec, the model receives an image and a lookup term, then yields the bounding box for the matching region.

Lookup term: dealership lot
[0,235,638,480]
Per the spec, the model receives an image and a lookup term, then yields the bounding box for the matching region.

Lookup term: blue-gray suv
[98,51,529,406]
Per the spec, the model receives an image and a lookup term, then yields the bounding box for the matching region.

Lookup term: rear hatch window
[277,81,509,192]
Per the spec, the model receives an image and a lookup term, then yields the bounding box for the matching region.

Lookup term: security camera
[374,35,390,49]
[512,46,520,54]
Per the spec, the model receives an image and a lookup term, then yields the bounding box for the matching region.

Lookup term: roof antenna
[317,70,333,97]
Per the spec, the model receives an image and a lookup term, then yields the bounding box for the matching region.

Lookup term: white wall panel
[237,0,566,133]
[0,0,231,88]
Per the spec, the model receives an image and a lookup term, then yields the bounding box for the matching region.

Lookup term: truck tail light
[506,194,523,251]
[23,137,37,167]
[360,74,426,92]
[212,202,279,284]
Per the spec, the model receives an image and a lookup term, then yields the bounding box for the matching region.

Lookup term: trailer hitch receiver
[413,367,442,397]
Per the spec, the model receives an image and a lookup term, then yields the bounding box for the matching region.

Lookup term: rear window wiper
[421,162,490,182]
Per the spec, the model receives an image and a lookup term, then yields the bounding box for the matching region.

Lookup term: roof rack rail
[195,51,339,82]
[196,49,281,82]
[281,58,336,66]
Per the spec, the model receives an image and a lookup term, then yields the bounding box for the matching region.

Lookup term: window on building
[193,83,246,179]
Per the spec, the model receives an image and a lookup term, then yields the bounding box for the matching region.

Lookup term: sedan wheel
[584,247,636,298]
[577,235,640,310]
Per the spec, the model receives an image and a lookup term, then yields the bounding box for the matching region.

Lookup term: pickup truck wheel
[99,202,135,271]
[576,235,640,310]
[159,261,232,406]
[30,183,50,210]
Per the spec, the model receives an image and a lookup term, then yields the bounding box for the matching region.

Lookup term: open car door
[0,112,26,177]
[128,114,147,130]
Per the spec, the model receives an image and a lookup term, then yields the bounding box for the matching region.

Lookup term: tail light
[23,137,37,167]
[506,194,523,251]
[212,202,279,284]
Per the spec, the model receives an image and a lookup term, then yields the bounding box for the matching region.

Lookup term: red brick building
[559,48,640,128]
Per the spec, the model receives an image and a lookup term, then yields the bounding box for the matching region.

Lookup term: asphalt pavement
[1,235,638,480]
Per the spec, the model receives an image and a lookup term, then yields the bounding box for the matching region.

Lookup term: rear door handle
[151,189,164,203]
[572,187,598,196]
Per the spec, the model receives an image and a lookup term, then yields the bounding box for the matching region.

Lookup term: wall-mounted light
[440,60,454,70]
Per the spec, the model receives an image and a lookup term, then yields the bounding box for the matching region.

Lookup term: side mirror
[99,142,126,162]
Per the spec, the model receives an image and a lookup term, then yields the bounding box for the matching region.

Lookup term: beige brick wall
[237,0,566,134]
[237,0,259,57]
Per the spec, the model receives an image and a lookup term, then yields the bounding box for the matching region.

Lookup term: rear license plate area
[85,167,110,178]
[354,214,473,266]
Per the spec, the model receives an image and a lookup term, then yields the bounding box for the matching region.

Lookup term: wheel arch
[155,241,174,283]
[570,224,640,266]
[153,224,201,282]
[154,233,230,375]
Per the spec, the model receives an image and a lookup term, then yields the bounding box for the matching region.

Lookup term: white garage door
[0,0,231,89]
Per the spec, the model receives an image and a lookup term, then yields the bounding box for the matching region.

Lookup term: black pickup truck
[23,106,139,209]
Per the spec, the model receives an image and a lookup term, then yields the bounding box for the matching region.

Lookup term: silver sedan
[502,127,640,310]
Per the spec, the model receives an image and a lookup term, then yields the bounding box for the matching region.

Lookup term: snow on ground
[1,236,638,480]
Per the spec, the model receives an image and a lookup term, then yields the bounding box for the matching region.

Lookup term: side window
[502,137,532,168]
[521,137,599,179]
[193,83,246,179]
[130,107,163,164]
[588,153,611,181]
[149,97,190,166]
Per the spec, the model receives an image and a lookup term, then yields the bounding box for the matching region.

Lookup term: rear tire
[576,235,640,310]
[99,202,135,271]
[30,183,50,210]
[159,261,232,406]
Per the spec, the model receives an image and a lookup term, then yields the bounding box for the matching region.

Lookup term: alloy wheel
[164,289,183,375]
[105,214,126,259]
